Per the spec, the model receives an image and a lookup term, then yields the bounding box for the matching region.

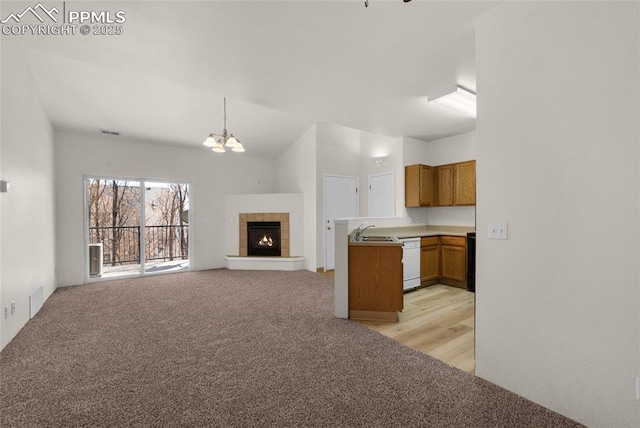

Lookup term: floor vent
[29,287,43,319]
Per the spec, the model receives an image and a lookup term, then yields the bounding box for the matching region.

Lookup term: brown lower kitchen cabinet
[420,236,440,284]
[348,243,403,321]
[440,235,467,288]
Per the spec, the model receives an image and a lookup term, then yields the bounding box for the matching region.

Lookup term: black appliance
[466,232,476,292]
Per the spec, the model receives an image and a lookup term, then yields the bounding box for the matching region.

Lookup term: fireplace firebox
[247,221,281,256]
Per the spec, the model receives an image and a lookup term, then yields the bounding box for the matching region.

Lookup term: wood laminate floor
[357,284,475,374]
[319,270,475,374]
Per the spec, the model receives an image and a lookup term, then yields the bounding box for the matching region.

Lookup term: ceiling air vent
[99,129,120,136]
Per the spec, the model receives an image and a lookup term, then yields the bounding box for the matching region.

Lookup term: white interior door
[324,175,358,271]
[368,172,394,217]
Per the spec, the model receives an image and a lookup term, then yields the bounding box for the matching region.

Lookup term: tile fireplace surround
[239,212,290,257]
[228,211,304,270]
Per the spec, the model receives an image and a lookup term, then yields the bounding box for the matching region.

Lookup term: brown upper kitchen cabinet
[435,160,476,206]
[405,164,435,207]
[453,160,476,206]
[435,164,454,206]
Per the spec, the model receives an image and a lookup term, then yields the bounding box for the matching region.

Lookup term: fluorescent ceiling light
[427,85,476,117]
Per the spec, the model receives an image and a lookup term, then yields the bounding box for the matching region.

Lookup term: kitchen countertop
[360,225,475,239]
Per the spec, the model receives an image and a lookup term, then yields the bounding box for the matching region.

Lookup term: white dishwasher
[401,238,421,291]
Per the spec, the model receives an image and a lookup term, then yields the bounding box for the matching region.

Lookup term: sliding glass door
[143,181,190,274]
[85,177,190,280]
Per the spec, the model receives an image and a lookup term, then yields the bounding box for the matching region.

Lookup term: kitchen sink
[359,236,395,242]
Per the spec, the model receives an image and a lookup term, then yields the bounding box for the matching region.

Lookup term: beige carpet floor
[0,269,582,427]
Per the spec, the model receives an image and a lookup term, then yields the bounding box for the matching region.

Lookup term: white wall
[316,122,459,270]
[0,43,56,350]
[402,133,477,226]
[316,122,361,269]
[476,3,639,427]
[224,193,304,257]
[0,41,3,349]
[314,123,405,270]
[404,132,476,166]
[54,131,276,287]
[358,131,402,218]
[275,125,317,270]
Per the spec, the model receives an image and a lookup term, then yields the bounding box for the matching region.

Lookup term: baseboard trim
[349,310,398,322]
[438,278,467,289]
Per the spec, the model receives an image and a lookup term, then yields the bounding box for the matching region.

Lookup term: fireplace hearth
[247,221,281,256]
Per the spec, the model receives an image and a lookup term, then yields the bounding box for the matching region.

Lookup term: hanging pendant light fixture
[202,97,245,153]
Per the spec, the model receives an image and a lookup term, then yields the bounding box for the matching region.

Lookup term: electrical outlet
[10,301,16,315]
[488,223,508,240]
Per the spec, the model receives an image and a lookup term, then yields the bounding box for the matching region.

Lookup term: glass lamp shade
[203,134,217,147]
[231,141,245,153]
[225,134,239,147]
[211,141,226,153]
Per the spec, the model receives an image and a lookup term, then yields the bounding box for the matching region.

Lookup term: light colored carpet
[0,269,582,427]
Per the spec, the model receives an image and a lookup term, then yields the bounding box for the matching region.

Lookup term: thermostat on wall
[0,180,10,193]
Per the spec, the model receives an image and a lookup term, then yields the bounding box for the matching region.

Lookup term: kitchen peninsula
[334,219,475,320]
[348,235,403,321]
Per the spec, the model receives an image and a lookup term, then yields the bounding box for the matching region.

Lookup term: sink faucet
[355,223,375,240]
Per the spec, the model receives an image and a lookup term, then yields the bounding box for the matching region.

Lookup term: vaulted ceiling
[7,1,498,158]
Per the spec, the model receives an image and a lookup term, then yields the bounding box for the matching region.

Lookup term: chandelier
[203,97,245,153]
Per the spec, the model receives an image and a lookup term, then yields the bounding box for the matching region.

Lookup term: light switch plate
[488,223,508,240]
